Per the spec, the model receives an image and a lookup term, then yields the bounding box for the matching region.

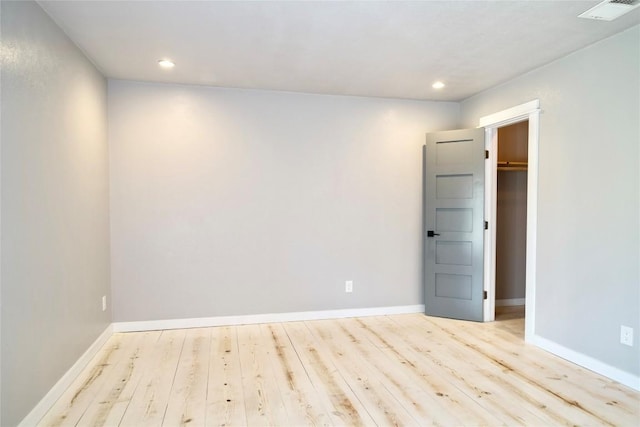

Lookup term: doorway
[480,99,540,343]
[422,100,539,336]
[494,121,528,324]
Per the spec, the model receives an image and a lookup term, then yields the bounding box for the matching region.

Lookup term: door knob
[427,230,440,237]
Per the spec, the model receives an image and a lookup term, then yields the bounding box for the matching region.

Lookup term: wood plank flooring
[39,313,639,426]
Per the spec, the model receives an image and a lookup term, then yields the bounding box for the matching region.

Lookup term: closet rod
[497,161,527,166]
[497,160,528,171]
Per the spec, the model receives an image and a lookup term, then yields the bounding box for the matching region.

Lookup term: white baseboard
[495,298,526,307]
[112,304,426,333]
[531,334,640,392]
[18,324,114,427]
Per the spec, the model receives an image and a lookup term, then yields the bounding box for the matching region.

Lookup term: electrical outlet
[620,325,633,346]
[345,280,353,293]
[102,295,107,312]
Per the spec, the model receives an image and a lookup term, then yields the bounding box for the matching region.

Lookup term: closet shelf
[498,161,528,171]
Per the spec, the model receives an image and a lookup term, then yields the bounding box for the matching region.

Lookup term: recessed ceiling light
[432,81,445,89]
[158,59,175,68]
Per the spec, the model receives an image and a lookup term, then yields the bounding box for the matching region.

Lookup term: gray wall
[461,26,640,376]
[109,80,459,321]
[0,2,110,425]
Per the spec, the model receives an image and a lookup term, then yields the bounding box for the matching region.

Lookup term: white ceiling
[39,1,640,101]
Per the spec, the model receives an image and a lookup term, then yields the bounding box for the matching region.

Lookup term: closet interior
[495,120,528,320]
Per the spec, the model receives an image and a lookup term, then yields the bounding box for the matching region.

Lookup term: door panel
[436,241,472,266]
[436,139,474,164]
[436,174,473,199]
[424,128,485,321]
[436,208,473,232]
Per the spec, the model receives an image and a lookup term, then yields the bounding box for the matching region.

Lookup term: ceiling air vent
[579,0,640,21]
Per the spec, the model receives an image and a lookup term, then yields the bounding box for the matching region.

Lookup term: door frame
[479,100,540,342]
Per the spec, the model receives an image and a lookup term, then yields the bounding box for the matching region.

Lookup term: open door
[424,128,485,321]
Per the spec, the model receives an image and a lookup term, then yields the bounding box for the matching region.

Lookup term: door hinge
[484,221,488,230]
[485,150,489,159]
[484,290,488,300]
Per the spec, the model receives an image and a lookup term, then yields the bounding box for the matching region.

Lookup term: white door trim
[479,100,540,128]
[479,100,540,344]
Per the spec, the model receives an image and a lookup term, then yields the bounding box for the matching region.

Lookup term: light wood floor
[39,312,639,426]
